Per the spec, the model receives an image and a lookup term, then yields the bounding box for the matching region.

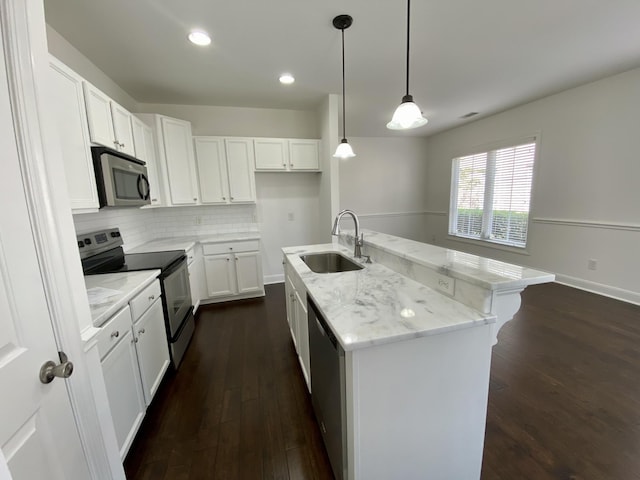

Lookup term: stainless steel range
[78,228,194,368]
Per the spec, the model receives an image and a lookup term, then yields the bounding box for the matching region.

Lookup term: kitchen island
[282,231,554,480]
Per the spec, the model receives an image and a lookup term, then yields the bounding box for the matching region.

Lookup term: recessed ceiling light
[188,31,211,46]
[279,73,295,85]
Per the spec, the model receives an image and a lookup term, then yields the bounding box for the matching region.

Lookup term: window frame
[448,135,539,250]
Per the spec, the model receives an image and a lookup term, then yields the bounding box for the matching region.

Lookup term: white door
[289,139,320,170]
[131,116,147,161]
[83,82,115,148]
[160,116,199,205]
[110,102,135,156]
[225,138,256,203]
[133,299,170,406]
[235,251,263,294]
[204,255,236,297]
[48,57,99,211]
[254,138,288,170]
[0,36,91,479]
[194,137,229,204]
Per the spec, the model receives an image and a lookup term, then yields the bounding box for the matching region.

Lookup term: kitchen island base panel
[346,322,493,480]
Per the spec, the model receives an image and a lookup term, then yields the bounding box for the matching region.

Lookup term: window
[449,138,536,248]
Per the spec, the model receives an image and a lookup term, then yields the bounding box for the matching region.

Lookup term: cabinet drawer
[202,240,260,256]
[97,305,133,360]
[186,246,195,265]
[130,280,161,321]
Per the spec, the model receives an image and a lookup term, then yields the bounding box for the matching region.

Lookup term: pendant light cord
[341,27,347,139]
[405,0,411,96]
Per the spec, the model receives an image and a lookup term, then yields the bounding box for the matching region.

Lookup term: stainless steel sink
[300,252,363,274]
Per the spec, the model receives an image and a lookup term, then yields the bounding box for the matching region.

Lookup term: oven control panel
[76,228,123,259]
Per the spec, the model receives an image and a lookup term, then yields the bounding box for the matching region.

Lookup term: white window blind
[449,139,536,248]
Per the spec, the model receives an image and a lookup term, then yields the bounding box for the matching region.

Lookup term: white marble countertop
[84,270,160,327]
[126,232,261,254]
[343,229,555,291]
[283,243,495,352]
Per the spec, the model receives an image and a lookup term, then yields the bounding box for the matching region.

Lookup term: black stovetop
[82,246,185,277]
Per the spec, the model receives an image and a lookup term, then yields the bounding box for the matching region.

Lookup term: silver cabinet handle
[139,328,146,335]
[148,295,155,301]
[222,196,226,200]
[152,198,158,202]
[230,196,234,200]
[113,140,119,146]
[226,258,230,262]
[134,337,139,343]
[110,330,120,339]
[193,197,197,201]
[39,352,73,384]
[120,143,125,148]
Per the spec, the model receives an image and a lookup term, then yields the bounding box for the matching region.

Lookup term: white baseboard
[554,273,640,306]
[264,274,284,285]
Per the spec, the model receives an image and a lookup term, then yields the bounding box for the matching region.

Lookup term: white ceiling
[44,0,640,137]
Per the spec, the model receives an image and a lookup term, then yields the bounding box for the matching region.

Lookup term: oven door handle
[137,174,150,200]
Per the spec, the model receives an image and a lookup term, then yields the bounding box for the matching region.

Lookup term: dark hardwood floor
[125,282,640,480]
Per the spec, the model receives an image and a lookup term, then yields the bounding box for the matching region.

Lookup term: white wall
[136,103,318,138]
[46,25,138,111]
[424,67,640,304]
[255,174,321,283]
[339,137,430,242]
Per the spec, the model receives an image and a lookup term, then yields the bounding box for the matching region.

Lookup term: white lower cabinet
[98,280,169,460]
[187,244,205,312]
[202,240,264,301]
[101,322,145,460]
[204,254,236,298]
[133,298,170,406]
[284,261,311,392]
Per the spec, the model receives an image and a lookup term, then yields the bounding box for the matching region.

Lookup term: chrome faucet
[331,209,364,258]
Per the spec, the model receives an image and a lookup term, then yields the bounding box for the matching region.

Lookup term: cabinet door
[285,274,297,349]
[160,116,199,205]
[131,116,147,160]
[254,138,288,170]
[188,248,205,312]
[289,139,320,171]
[101,328,146,459]
[295,288,311,390]
[111,102,135,156]
[225,138,256,203]
[194,137,229,204]
[49,58,99,211]
[142,122,163,205]
[134,298,170,406]
[204,254,237,297]
[83,82,116,148]
[235,251,263,294]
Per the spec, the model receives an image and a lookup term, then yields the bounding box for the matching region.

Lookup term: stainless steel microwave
[92,146,151,207]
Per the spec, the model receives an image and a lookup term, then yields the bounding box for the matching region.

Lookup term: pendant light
[387,0,428,130]
[333,14,356,159]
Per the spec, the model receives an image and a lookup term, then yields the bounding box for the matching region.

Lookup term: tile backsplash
[73,204,258,249]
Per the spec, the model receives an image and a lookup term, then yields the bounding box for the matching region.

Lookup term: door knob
[39,351,73,384]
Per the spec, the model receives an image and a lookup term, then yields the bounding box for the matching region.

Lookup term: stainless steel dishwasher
[308,295,347,480]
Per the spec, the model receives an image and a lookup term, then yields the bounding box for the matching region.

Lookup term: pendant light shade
[332,14,356,159]
[387,0,428,130]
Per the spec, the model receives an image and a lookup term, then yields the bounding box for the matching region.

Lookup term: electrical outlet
[288,212,294,221]
[588,259,597,271]
[195,216,202,225]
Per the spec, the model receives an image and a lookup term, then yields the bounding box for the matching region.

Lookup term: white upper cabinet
[132,116,162,206]
[160,116,199,205]
[83,82,136,156]
[194,137,229,204]
[194,136,256,204]
[254,137,320,172]
[289,139,320,171]
[254,138,289,170]
[110,103,135,156]
[48,57,99,212]
[225,138,256,202]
